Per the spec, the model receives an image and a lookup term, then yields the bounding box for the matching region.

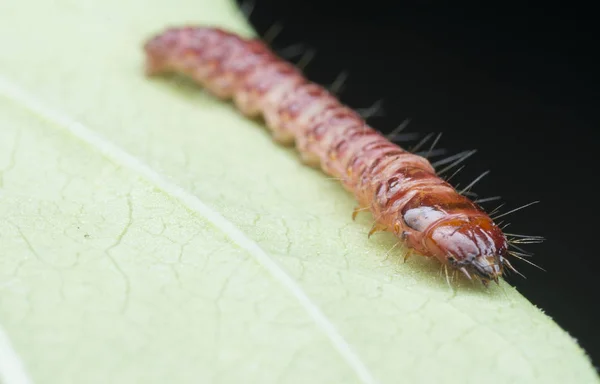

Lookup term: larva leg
[368,222,387,238]
[201,74,237,99]
[352,206,368,221]
[298,151,321,167]
[271,130,296,146]
[293,133,321,166]
[232,91,262,118]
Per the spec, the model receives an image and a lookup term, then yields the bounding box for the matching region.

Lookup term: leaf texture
[0,0,598,383]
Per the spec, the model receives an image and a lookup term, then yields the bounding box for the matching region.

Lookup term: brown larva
[143,25,542,286]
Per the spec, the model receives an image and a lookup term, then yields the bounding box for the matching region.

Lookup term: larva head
[424,215,508,285]
[402,202,507,285]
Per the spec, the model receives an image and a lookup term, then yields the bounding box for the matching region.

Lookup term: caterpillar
[143,26,536,286]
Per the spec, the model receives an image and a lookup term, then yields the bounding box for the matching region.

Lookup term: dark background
[235,0,599,368]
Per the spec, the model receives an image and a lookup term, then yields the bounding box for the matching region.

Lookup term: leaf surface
[0,0,597,383]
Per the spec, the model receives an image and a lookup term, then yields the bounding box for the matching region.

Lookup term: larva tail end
[143,43,167,77]
[143,33,175,77]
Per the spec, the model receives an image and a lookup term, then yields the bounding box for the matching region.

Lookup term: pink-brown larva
[143,25,527,286]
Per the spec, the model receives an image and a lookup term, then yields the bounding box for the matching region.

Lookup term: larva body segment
[144,26,509,285]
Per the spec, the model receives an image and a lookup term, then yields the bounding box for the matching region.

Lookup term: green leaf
[0,0,597,383]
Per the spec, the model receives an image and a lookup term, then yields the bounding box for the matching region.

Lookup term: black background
[235,0,599,368]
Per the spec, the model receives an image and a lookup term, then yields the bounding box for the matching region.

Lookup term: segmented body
[143,26,510,285]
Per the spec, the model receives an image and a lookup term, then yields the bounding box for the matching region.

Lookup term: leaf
[0,0,597,383]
